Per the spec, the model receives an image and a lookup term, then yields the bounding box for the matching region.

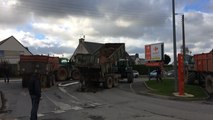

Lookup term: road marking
[58,87,79,101]
[43,93,83,114]
[38,113,45,117]
[58,81,79,87]
[0,79,22,83]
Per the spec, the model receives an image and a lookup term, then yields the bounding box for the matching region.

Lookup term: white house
[0,36,32,64]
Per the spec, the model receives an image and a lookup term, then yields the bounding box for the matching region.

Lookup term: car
[167,70,175,77]
[133,70,139,78]
[149,70,157,79]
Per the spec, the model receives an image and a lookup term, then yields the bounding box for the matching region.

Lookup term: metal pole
[172,0,178,91]
[182,15,185,80]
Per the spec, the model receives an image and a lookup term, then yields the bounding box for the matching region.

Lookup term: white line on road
[58,87,80,101]
[0,79,22,83]
[57,81,79,87]
[43,92,82,114]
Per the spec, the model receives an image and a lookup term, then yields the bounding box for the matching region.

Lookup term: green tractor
[116,59,134,83]
[56,58,80,81]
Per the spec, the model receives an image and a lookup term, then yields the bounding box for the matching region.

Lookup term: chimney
[79,38,85,43]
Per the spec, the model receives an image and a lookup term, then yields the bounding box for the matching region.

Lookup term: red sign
[145,45,151,60]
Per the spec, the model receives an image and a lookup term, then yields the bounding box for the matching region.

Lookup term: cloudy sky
[0,0,212,62]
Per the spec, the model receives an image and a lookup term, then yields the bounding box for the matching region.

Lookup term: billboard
[145,43,164,61]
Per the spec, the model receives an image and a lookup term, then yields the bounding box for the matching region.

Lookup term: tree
[164,54,171,65]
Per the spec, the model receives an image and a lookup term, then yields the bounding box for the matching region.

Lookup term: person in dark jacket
[156,67,162,82]
[28,72,41,120]
[3,61,10,83]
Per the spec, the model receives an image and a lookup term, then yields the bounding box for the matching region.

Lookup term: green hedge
[132,64,174,75]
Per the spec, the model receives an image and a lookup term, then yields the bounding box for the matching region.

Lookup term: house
[71,38,104,62]
[0,36,32,64]
[130,53,146,65]
[71,38,130,64]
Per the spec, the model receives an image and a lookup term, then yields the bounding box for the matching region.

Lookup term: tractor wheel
[113,76,119,87]
[47,74,55,87]
[41,75,47,88]
[105,76,113,89]
[127,73,133,83]
[71,69,80,80]
[205,75,213,94]
[22,76,27,88]
[52,74,56,86]
[46,76,52,88]
[57,67,68,81]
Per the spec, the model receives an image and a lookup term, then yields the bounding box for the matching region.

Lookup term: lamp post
[181,14,186,69]
[172,0,178,91]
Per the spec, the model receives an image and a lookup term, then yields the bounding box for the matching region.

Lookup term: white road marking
[57,81,79,87]
[38,113,45,117]
[58,87,79,101]
[0,79,22,83]
[43,93,83,114]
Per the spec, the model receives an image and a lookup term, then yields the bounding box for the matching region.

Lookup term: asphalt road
[0,78,213,120]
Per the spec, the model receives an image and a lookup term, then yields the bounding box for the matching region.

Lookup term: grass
[145,78,208,99]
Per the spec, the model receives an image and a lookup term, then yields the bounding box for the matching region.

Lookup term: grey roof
[83,41,104,54]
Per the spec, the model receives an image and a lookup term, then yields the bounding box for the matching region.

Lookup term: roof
[0,36,32,54]
[83,41,104,54]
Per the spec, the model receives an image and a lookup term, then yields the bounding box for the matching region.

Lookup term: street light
[172,0,178,91]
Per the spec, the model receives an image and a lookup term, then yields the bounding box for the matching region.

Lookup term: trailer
[75,43,133,90]
[187,51,213,94]
[20,55,80,88]
[19,55,59,88]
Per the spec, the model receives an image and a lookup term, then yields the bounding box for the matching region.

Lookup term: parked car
[149,69,169,80]
[149,70,157,80]
[167,70,175,77]
[133,70,139,78]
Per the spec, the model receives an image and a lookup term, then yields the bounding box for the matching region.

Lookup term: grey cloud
[17,0,101,18]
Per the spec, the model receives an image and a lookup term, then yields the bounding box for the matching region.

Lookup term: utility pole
[182,14,185,80]
[172,0,178,91]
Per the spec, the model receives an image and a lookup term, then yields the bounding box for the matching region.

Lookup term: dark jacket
[28,74,41,98]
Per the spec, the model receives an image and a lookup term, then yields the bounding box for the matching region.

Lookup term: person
[156,67,162,82]
[28,72,41,120]
[3,61,10,83]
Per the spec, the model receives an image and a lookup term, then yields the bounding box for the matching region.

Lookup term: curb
[132,81,209,101]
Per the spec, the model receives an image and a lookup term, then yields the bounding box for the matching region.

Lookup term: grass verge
[145,79,208,99]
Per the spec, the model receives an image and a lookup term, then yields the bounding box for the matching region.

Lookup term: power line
[0,0,169,20]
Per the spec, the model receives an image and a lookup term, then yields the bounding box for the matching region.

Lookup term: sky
[0,0,212,62]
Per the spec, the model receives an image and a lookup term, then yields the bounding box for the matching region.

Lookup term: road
[0,78,213,120]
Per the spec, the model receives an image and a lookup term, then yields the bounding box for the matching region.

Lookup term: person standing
[3,61,10,83]
[28,72,41,120]
[156,67,162,82]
